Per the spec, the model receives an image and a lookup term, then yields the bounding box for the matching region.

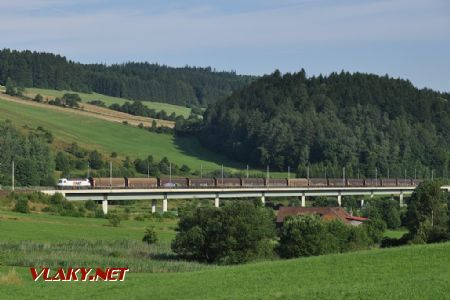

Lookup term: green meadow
[0,209,449,300]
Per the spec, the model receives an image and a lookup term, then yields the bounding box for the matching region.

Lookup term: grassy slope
[0,211,448,299]
[24,86,192,118]
[0,210,177,243]
[0,96,245,172]
[0,240,448,298]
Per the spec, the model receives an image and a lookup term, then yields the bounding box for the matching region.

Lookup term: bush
[276,215,336,258]
[171,202,276,264]
[95,208,105,218]
[84,200,97,211]
[108,214,121,227]
[14,198,30,214]
[142,227,158,244]
[277,216,374,259]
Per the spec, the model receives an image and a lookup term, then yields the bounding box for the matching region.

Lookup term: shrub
[95,208,105,218]
[276,215,336,258]
[84,200,97,211]
[14,198,30,214]
[108,214,121,227]
[142,227,158,244]
[134,215,145,222]
[172,202,275,264]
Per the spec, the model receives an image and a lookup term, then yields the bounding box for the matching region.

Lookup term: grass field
[0,208,448,300]
[23,86,192,118]
[0,95,246,173]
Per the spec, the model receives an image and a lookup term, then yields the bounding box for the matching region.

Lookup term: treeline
[201,70,450,178]
[56,142,192,178]
[0,121,54,186]
[0,49,253,106]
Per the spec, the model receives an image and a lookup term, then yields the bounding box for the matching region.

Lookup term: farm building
[276,207,368,226]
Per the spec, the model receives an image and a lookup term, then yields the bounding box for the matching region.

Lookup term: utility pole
[200,164,203,178]
[387,168,390,179]
[246,165,249,178]
[109,161,112,188]
[404,168,407,184]
[87,161,90,178]
[288,166,290,180]
[342,167,345,185]
[414,168,417,180]
[266,165,269,180]
[307,166,309,181]
[12,160,14,191]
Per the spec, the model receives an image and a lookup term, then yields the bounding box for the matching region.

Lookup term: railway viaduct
[42,185,450,214]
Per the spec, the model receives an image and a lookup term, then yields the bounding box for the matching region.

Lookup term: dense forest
[0,49,253,106]
[0,121,55,186]
[201,70,450,178]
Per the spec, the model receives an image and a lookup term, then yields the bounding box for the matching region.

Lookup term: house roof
[276,207,368,224]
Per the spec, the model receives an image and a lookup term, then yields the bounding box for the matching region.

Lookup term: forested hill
[201,70,450,178]
[0,49,253,106]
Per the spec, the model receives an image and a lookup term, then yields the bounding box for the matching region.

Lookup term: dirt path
[0,93,175,128]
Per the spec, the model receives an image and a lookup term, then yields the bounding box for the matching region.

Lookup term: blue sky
[0,0,449,91]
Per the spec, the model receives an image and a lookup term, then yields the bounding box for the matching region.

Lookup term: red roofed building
[276,207,368,226]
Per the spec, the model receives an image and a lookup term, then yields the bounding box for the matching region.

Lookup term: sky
[0,0,449,91]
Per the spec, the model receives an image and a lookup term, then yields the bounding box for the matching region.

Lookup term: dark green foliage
[180,164,190,173]
[108,214,121,227]
[142,227,158,244]
[364,218,387,244]
[0,49,253,106]
[5,77,24,96]
[55,151,70,172]
[361,199,401,230]
[43,193,84,217]
[277,215,335,258]
[171,202,276,264]
[312,197,338,207]
[33,94,43,102]
[201,70,450,176]
[406,181,449,243]
[277,215,374,258]
[84,200,97,211]
[87,100,106,107]
[61,93,81,107]
[108,100,183,122]
[14,198,30,213]
[0,121,54,186]
[88,150,104,169]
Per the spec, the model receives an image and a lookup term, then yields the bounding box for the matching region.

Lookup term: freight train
[56,177,422,189]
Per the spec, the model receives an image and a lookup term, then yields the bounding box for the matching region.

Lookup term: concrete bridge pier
[261,192,266,205]
[214,193,220,208]
[151,199,157,214]
[102,195,108,215]
[337,192,342,207]
[301,193,306,207]
[163,193,168,212]
[399,191,405,207]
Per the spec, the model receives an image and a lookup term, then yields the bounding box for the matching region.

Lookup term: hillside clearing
[23,86,192,118]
